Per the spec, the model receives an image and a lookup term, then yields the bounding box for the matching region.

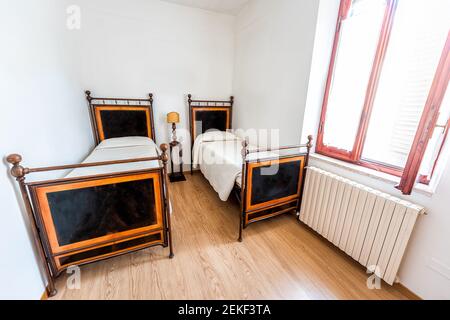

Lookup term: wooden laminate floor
[51,173,414,300]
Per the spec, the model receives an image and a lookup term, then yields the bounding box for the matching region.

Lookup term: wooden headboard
[86,91,156,145]
[188,94,234,147]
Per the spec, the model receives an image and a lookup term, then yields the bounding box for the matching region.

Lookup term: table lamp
[167,112,180,143]
[166,112,185,182]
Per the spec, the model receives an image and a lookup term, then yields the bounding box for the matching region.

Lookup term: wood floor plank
[51,173,411,300]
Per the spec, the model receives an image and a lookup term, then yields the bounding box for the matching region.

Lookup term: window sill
[309,153,435,197]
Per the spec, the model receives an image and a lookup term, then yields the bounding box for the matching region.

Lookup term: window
[317,0,450,194]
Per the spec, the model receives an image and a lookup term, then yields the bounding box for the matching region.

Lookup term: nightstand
[169,140,186,182]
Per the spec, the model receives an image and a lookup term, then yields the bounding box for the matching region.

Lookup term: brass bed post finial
[307,135,314,151]
[160,143,174,259]
[85,90,92,102]
[6,154,29,181]
[160,143,169,164]
[241,138,249,160]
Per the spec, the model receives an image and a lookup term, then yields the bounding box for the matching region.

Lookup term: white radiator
[300,166,425,285]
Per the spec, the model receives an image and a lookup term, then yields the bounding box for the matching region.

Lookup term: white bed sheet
[66,138,160,178]
[193,138,243,201]
[192,133,277,201]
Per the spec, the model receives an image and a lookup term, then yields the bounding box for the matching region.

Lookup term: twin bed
[7,91,173,297]
[188,94,312,241]
[7,91,312,297]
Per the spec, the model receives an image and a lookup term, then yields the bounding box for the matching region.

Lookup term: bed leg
[190,147,194,175]
[161,144,175,259]
[165,208,175,259]
[168,234,175,259]
[168,217,175,259]
[238,213,244,242]
[46,279,58,297]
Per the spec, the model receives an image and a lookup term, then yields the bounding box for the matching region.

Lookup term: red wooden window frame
[397,33,450,194]
[317,0,400,176]
[316,0,450,190]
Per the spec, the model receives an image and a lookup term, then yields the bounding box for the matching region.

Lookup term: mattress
[66,137,160,178]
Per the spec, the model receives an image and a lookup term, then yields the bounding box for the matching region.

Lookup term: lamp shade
[167,112,180,124]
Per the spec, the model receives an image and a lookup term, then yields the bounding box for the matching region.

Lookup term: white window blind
[362,0,450,168]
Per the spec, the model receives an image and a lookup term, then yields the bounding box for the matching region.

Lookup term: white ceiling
[161,0,249,15]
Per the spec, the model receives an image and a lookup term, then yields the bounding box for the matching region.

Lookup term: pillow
[198,130,239,142]
[97,136,154,149]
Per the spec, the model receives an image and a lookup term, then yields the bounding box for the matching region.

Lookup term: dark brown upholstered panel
[46,178,157,246]
[194,110,228,137]
[250,160,302,206]
[86,91,155,144]
[99,110,148,140]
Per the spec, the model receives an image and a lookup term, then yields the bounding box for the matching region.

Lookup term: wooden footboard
[238,136,313,241]
[6,144,173,297]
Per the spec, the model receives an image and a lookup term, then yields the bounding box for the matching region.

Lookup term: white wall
[0,0,92,299]
[4,0,448,300]
[301,0,340,145]
[232,0,320,146]
[70,0,235,160]
[303,0,450,299]
[0,0,235,299]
